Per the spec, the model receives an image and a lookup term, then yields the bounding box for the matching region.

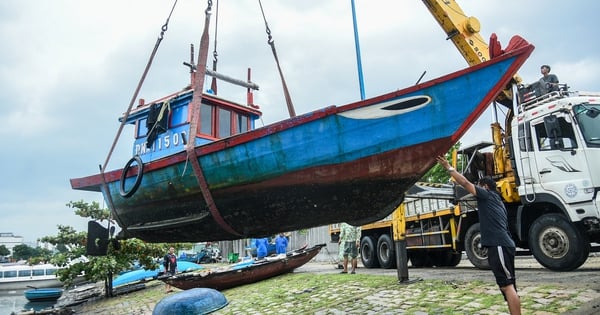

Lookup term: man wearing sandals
[339,222,361,274]
[163,247,178,293]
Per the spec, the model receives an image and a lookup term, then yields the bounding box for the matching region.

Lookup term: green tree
[420,142,462,183]
[0,244,9,257]
[28,247,54,265]
[11,244,37,261]
[40,200,173,297]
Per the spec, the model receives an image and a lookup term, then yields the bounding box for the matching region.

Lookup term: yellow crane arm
[422,0,521,105]
[423,0,521,201]
[421,0,489,66]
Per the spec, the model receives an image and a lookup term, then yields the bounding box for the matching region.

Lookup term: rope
[99,0,178,219]
[258,0,296,117]
[186,0,242,237]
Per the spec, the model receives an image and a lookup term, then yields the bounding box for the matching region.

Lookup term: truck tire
[360,236,380,268]
[432,250,462,267]
[409,251,433,267]
[464,223,490,270]
[377,234,396,269]
[528,213,590,271]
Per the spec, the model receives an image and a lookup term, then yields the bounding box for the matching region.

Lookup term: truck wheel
[529,213,590,271]
[464,223,490,270]
[360,236,380,268]
[446,251,463,267]
[432,250,462,267]
[377,234,396,269]
[409,251,432,267]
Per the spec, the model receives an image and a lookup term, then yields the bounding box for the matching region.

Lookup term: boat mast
[351,0,366,100]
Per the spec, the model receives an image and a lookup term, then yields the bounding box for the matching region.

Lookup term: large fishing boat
[69,2,534,243]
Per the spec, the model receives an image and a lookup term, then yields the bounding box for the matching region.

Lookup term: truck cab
[506,88,600,270]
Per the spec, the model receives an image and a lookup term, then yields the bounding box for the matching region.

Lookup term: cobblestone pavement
[71,255,600,315]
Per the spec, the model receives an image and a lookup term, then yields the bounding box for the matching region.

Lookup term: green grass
[214,273,595,314]
[75,272,598,314]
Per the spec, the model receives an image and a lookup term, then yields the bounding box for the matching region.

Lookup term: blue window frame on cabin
[46,268,57,276]
[4,271,16,278]
[32,269,45,276]
[171,104,188,127]
[138,118,149,138]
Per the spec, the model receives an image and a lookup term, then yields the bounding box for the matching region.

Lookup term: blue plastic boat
[24,287,63,302]
[112,261,203,288]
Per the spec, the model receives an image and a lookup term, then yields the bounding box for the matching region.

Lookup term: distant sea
[0,290,57,314]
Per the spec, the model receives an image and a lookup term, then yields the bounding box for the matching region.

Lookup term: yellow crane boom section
[421,0,489,66]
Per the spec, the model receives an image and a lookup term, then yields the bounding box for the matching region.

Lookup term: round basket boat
[153,288,228,315]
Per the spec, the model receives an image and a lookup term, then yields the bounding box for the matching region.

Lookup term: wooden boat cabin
[125,88,262,163]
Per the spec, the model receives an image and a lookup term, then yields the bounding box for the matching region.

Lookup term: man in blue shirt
[275,233,288,255]
[254,238,269,260]
[437,156,521,315]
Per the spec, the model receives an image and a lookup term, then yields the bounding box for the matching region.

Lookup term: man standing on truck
[436,156,521,315]
[539,64,559,93]
[339,222,361,274]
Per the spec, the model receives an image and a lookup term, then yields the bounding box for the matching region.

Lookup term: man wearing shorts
[339,222,361,274]
[163,247,178,293]
[437,156,521,315]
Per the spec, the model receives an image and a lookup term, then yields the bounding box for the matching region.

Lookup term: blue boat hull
[71,41,533,242]
[112,261,203,287]
[24,288,63,302]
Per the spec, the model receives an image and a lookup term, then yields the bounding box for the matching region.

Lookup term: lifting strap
[99,0,178,221]
[186,0,242,237]
[258,0,296,118]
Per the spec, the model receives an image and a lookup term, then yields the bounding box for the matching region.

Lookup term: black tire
[431,250,462,267]
[377,234,396,269]
[528,213,590,271]
[409,251,433,268]
[360,236,380,268]
[446,251,463,267]
[464,223,490,270]
[119,155,144,198]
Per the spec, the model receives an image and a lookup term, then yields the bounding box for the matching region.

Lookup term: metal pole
[351,0,365,100]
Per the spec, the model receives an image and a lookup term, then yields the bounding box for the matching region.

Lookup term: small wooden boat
[161,244,325,291]
[24,287,63,302]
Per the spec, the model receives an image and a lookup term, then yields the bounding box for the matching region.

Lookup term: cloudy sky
[1,1,598,245]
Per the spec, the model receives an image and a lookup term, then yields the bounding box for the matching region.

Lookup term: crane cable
[258,0,296,118]
[210,0,219,94]
[99,0,178,222]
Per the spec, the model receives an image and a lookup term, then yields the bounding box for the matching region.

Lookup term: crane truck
[331,0,600,272]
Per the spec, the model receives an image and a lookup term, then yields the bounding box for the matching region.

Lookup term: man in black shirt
[436,156,521,315]
[163,247,178,293]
